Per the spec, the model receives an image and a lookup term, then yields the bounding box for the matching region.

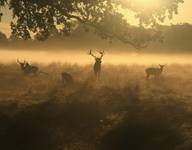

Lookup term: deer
[145,64,166,79]
[89,49,105,79]
[17,59,39,75]
[61,72,73,85]
[17,59,49,76]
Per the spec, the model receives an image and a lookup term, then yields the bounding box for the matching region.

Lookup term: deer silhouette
[89,50,105,79]
[17,59,39,75]
[146,64,165,79]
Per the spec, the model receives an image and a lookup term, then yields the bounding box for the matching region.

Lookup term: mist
[0,48,192,65]
[1,24,192,66]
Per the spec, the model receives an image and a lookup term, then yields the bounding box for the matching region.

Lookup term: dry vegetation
[0,63,192,150]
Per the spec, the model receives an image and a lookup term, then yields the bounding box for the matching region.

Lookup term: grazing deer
[61,72,73,85]
[89,50,105,79]
[17,59,49,76]
[17,59,39,75]
[146,64,165,79]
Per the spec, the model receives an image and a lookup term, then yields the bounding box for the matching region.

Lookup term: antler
[17,59,20,63]
[89,50,105,59]
[99,50,105,59]
[17,59,27,64]
[17,59,24,64]
[89,50,97,58]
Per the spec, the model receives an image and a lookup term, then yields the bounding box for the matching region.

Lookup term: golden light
[133,0,162,10]
[119,0,163,25]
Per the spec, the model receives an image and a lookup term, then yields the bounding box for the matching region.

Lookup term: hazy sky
[0,0,191,36]
[170,0,192,24]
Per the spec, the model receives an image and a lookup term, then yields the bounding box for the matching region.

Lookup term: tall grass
[0,63,192,150]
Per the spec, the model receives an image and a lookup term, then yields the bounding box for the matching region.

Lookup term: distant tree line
[0,23,192,52]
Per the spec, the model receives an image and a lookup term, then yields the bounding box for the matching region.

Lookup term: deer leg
[96,72,100,80]
[97,71,101,80]
[94,68,97,78]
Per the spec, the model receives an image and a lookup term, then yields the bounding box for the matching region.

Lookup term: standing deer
[89,50,105,79]
[145,64,165,79]
[17,59,39,75]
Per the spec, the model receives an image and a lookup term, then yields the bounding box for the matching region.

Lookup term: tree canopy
[0,0,184,48]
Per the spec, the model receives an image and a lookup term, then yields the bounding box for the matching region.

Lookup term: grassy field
[0,63,192,150]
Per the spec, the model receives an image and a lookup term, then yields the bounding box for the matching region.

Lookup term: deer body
[17,60,39,75]
[146,65,165,79]
[89,50,104,79]
[94,58,102,77]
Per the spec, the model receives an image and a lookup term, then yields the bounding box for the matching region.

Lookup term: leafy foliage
[0,0,184,48]
[0,0,7,6]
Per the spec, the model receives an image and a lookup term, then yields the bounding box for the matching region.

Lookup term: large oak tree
[0,0,184,48]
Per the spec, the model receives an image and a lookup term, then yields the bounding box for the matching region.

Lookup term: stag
[17,59,39,75]
[146,64,165,79]
[61,72,73,85]
[89,50,105,79]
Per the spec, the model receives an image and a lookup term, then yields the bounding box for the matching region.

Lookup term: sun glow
[133,0,162,9]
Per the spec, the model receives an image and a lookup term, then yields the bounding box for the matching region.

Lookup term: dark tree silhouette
[0,0,184,48]
[0,0,6,6]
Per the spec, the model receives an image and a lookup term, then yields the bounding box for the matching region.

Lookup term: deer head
[159,64,166,72]
[159,64,166,69]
